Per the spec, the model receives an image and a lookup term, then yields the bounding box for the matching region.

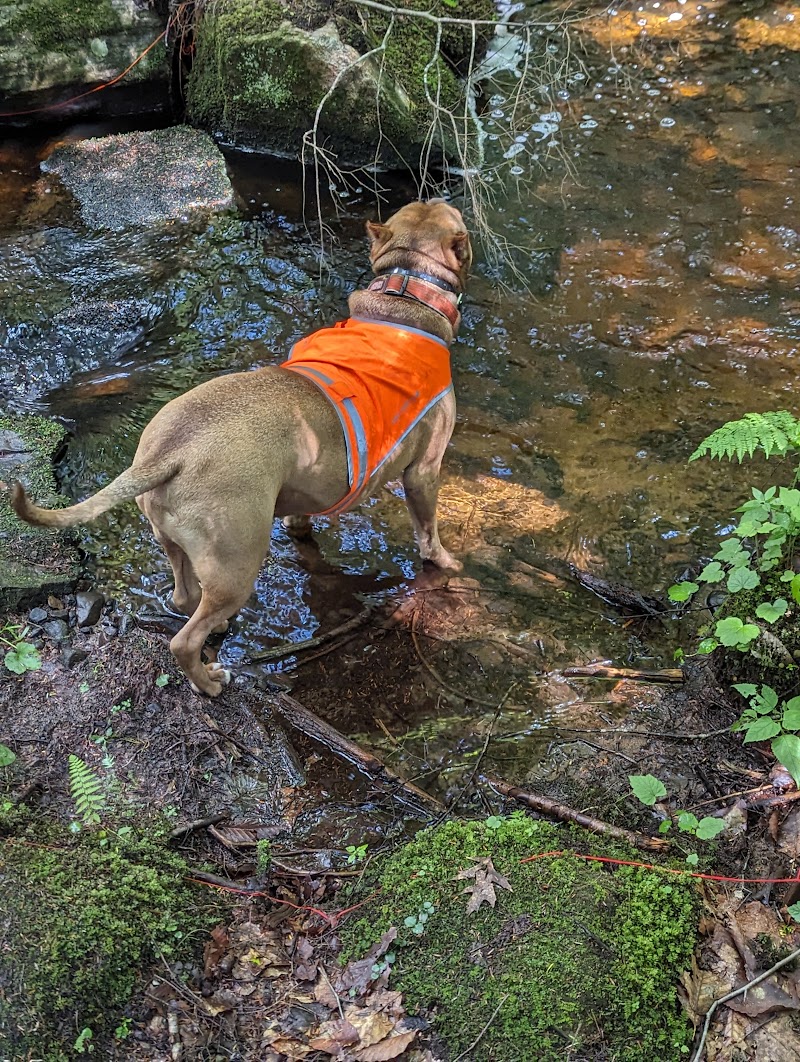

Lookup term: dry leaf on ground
[456,857,513,914]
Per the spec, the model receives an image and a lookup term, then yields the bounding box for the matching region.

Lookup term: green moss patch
[0,815,219,1060]
[3,0,123,52]
[341,814,698,1060]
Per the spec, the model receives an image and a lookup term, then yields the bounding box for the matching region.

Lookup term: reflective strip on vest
[280,317,453,516]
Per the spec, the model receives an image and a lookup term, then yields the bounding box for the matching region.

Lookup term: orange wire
[0,30,167,119]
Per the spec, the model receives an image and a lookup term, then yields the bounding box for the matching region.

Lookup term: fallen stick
[481,775,670,853]
[169,811,229,839]
[274,692,445,818]
[562,664,684,684]
[250,606,374,662]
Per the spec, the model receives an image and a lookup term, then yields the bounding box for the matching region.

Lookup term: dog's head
[366,200,472,289]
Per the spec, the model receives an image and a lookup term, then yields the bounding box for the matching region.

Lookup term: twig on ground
[690,946,800,1062]
[452,994,509,1062]
[169,811,229,840]
[250,606,374,662]
[562,665,684,684]
[482,775,670,853]
[273,692,444,818]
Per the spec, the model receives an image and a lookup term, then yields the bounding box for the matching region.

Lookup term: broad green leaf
[695,817,726,840]
[697,638,719,655]
[686,852,699,866]
[698,561,725,584]
[773,734,800,787]
[742,716,781,743]
[727,566,760,593]
[4,642,42,674]
[759,686,779,712]
[677,812,699,832]
[756,598,788,624]
[715,539,746,562]
[715,617,759,648]
[0,743,16,767]
[668,582,698,603]
[787,901,800,922]
[732,682,758,698]
[781,569,795,582]
[155,673,170,688]
[629,774,667,806]
[791,575,800,605]
[783,704,800,731]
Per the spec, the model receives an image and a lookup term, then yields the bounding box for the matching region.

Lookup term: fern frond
[68,754,105,826]
[690,411,800,463]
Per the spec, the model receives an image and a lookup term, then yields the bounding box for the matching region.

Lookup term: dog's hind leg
[169,529,271,696]
[157,534,201,616]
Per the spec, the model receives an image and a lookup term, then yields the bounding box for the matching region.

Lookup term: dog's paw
[189,662,232,697]
[429,549,463,573]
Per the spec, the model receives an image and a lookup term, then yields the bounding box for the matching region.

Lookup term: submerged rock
[0,413,78,609]
[41,126,235,230]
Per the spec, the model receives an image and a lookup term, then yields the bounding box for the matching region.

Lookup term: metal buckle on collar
[377,267,457,295]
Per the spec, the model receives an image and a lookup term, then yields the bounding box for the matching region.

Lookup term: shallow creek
[2,1,800,792]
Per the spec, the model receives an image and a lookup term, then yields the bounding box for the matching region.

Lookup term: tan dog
[12,200,471,696]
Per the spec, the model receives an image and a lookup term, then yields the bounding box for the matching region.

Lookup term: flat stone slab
[41,126,234,230]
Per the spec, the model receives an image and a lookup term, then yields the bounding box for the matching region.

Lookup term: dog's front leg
[403,462,462,572]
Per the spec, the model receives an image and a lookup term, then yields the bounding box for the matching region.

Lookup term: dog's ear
[449,230,472,271]
[366,220,392,252]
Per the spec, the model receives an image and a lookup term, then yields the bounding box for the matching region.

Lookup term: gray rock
[62,646,88,668]
[41,127,235,231]
[43,619,69,642]
[76,590,104,628]
[28,607,48,624]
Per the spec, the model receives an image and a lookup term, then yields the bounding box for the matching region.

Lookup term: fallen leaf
[778,806,800,860]
[202,989,238,1016]
[204,924,229,976]
[456,857,513,914]
[352,1030,418,1061]
[269,1037,311,1059]
[308,1018,360,1053]
[337,928,398,997]
[294,936,318,981]
[345,1007,395,1047]
[314,972,341,1010]
[725,978,799,1018]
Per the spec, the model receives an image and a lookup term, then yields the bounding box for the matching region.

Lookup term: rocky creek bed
[5,1,800,1059]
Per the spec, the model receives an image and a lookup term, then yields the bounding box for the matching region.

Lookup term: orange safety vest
[280,317,453,516]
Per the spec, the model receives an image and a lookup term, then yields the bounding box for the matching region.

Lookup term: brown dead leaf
[351,1030,418,1061]
[345,1007,395,1047]
[308,1018,360,1053]
[778,806,800,860]
[726,978,800,1018]
[294,936,318,981]
[202,989,238,1016]
[456,857,513,914]
[314,972,341,1010]
[204,924,229,977]
[336,928,398,997]
[208,822,284,847]
[269,1038,311,1059]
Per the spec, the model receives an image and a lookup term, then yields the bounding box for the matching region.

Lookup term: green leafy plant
[403,900,436,936]
[155,673,170,688]
[629,776,725,841]
[346,843,369,865]
[0,743,16,767]
[731,683,800,785]
[256,838,272,874]
[74,1027,94,1054]
[1,623,41,675]
[689,411,800,463]
[68,755,106,827]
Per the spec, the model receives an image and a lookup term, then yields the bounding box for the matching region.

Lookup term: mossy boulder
[341,813,699,1060]
[0,414,78,609]
[0,814,218,1060]
[186,0,496,164]
[0,0,169,116]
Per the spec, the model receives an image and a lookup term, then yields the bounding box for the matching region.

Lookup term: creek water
[2,1,799,791]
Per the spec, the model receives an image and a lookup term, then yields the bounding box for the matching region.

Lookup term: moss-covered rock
[186,0,496,164]
[0,812,220,1060]
[341,813,699,1060]
[0,0,168,113]
[0,414,78,609]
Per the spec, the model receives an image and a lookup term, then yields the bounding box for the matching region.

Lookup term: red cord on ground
[0,31,167,119]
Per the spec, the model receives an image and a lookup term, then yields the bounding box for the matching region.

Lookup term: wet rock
[42,619,69,642]
[28,607,48,625]
[186,0,495,166]
[0,0,169,120]
[0,413,78,610]
[75,590,104,628]
[41,127,235,232]
[62,646,88,669]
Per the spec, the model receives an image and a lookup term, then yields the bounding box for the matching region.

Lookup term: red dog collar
[367,271,461,330]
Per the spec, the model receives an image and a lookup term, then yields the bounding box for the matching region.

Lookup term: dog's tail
[11,462,176,529]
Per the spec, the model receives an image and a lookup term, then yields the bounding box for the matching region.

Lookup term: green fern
[690,411,800,463]
[68,755,105,827]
